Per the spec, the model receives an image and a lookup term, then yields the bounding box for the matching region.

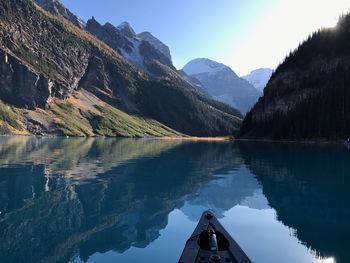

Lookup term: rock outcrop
[0,50,50,108]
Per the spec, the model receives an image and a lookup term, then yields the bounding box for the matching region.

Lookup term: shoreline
[234,138,346,145]
[0,134,347,145]
[0,134,232,141]
[157,136,233,142]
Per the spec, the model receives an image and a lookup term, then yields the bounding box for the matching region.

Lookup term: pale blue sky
[61,0,349,75]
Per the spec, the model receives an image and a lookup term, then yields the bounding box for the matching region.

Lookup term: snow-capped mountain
[242,68,273,92]
[182,58,228,75]
[183,58,262,113]
[85,18,174,74]
[181,166,270,221]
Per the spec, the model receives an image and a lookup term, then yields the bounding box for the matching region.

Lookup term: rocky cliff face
[239,14,350,139]
[0,0,242,137]
[0,0,91,108]
[138,31,172,62]
[0,49,50,108]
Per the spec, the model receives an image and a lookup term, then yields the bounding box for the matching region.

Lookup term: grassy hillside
[50,101,181,137]
[0,92,182,137]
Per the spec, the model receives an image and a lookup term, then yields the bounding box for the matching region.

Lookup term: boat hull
[178,211,252,263]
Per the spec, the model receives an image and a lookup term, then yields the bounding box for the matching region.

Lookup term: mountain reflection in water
[0,137,348,263]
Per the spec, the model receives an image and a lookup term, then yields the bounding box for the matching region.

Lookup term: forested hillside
[239,13,350,139]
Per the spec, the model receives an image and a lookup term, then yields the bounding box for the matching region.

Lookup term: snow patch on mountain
[119,38,144,68]
[182,58,262,113]
[182,58,230,76]
[242,68,273,92]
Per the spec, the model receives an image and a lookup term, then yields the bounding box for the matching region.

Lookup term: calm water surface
[0,137,349,263]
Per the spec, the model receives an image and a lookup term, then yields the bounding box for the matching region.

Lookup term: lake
[0,137,349,263]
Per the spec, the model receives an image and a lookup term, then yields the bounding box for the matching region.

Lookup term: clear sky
[61,0,349,76]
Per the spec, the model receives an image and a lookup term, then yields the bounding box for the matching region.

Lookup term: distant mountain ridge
[85,17,177,77]
[242,68,273,92]
[34,0,176,75]
[183,58,262,114]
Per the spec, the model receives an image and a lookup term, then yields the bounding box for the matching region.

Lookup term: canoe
[178,211,252,263]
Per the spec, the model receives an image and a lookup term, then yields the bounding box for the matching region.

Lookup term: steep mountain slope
[242,68,273,92]
[183,58,262,113]
[33,0,85,28]
[85,18,175,74]
[239,14,350,139]
[0,0,242,137]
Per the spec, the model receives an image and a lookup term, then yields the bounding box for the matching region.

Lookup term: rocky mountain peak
[86,16,101,31]
[138,31,172,62]
[117,22,136,38]
[85,17,175,74]
[36,0,174,74]
[89,16,98,24]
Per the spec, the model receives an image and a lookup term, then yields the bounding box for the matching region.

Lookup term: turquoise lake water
[0,137,348,263]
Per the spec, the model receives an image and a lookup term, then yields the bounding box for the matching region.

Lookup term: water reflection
[0,137,243,263]
[0,138,349,263]
[238,141,350,263]
[181,165,269,220]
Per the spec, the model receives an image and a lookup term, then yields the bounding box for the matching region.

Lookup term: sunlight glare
[318,257,335,263]
[224,0,350,75]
